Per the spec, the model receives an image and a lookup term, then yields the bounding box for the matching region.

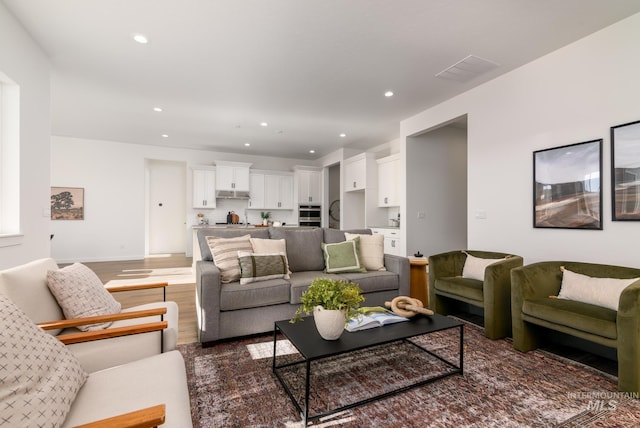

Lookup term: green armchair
[428,250,523,339]
[511,261,640,393]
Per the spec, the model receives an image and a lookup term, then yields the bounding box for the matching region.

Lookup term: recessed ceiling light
[153,107,162,112]
[339,133,346,138]
[309,150,315,154]
[384,91,394,97]
[244,143,251,147]
[260,122,268,127]
[161,134,168,138]
[133,34,148,44]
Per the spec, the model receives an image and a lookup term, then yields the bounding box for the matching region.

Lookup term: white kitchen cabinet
[344,155,366,192]
[192,166,216,208]
[248,173,265,209]
[377,154,400,207]
[249,171,293,210]
[215,161,251,191]
[296,168,322,204]
[264,174,293,209]
[371,228,402,256]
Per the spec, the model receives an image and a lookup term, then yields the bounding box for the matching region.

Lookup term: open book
[345,307,409,332]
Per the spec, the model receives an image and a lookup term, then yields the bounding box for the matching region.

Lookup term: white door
[148,160,186,254]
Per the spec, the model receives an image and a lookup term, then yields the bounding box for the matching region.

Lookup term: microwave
[299,205,321,226]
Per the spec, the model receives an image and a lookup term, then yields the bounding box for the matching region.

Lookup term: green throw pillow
[321,237,367,273]
[238,251,290,285]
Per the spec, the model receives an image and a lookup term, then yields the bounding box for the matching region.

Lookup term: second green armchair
[428,250,523,339]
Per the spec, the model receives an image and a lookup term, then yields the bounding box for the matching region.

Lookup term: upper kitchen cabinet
[249,170,293,210]
[377,154,400,207]
[294,166,322,204]
[215,161,251,191]
[343,154,367,192]
[192,165,216,209]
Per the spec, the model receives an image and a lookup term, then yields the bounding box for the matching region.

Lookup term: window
[0,71,21,245]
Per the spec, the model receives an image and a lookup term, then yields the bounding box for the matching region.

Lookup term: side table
[409,257,429,307]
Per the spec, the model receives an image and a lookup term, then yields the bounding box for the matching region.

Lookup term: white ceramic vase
[313,305,346,340]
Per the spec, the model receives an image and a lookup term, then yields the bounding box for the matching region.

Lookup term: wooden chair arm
[38,308,167,330]
[55,321,168,345]
[106,282,168,293]
[73,404,165,428]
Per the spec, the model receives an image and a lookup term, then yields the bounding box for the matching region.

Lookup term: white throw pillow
[206,235,253,283]
[344,233,386,271]
[461,252,504,281]
[47,263,122,331]
[557,268,640,311]
[0,295,88,427]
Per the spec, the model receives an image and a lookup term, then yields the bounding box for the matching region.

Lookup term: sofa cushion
[269,227,325,272]
[462,251,504,281]
[0,257,64,335]
[323,228,372,244]
[338,270,400,294]
[238,251,290,285]
[207,235,253,283]
[219,278,291,310]
[288,272,347,304]
[0,295,88,428]
[522,297,617,340]
[62,351,192,428]
[345,232,385,271]
[558,268,640,311]
[198,228,269,261]
[321,238,367,273]
[47,263,122,331]
[434,277,484,303]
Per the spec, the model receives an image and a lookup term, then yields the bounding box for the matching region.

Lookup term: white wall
[51,136,309,262]
[406,126,467,257]
[401,12,640,267]
[0,4,51,269]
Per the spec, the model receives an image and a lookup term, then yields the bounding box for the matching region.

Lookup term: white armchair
[0,258,179,372]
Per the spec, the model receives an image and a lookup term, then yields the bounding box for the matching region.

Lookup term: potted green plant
[291,278,364,340]
[260,211,271,226]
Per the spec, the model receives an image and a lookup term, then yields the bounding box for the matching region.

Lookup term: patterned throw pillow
[47,263,122,331]
[0,295,88,427]
[250,238,291,274]
[321,237,367,274]
[344,233,386,271]
[238,251,290,285]
[206,235,253,283]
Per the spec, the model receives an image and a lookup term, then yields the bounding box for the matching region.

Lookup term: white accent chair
[0,258,179,372]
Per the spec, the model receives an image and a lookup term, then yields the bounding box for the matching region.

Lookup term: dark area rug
[178,322,640,427]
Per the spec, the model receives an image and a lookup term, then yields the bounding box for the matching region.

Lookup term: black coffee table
[272,314,463,425]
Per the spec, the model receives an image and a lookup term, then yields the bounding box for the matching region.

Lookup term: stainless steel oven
[299,204,321,227]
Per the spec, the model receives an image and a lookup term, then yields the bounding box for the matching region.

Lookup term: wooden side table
[409,257,429,307]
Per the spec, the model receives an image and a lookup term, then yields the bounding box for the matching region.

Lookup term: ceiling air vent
[435,55,500,83]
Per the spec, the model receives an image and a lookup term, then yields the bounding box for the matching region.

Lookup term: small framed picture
[533,139,602,230]
[611,120,640,221]
[51,187,84,220]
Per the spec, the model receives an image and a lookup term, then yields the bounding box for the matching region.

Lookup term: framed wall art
[51,187,84,220]
[611,120,640,221]
[533,139,602,230]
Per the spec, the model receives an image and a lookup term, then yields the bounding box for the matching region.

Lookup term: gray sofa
[195,227,410,344]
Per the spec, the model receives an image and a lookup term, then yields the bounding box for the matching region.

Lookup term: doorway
[146,159,186,255]
[327,163,341,229]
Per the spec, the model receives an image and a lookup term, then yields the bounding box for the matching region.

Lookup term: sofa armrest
[384,254,410,296]
[196,260,222,343]
[510,261,564,302]
[617,280,640,392]
[74,404,165,428]
[484,256,524,304]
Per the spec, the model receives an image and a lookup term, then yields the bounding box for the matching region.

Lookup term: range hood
[216,190,250,199]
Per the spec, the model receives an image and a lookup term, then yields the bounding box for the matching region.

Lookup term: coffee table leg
[272,323,278,372]
[303,359,311,426]
[459,324,464,374]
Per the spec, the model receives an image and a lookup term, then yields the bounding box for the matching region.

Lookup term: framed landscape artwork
[533,139,602,230]
[611,120,640,221]
[51,187,84,220]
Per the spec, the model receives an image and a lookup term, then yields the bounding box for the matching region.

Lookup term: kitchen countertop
[368,225,400,229]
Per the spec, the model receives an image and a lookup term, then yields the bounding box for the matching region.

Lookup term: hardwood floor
[83,254,198,345]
